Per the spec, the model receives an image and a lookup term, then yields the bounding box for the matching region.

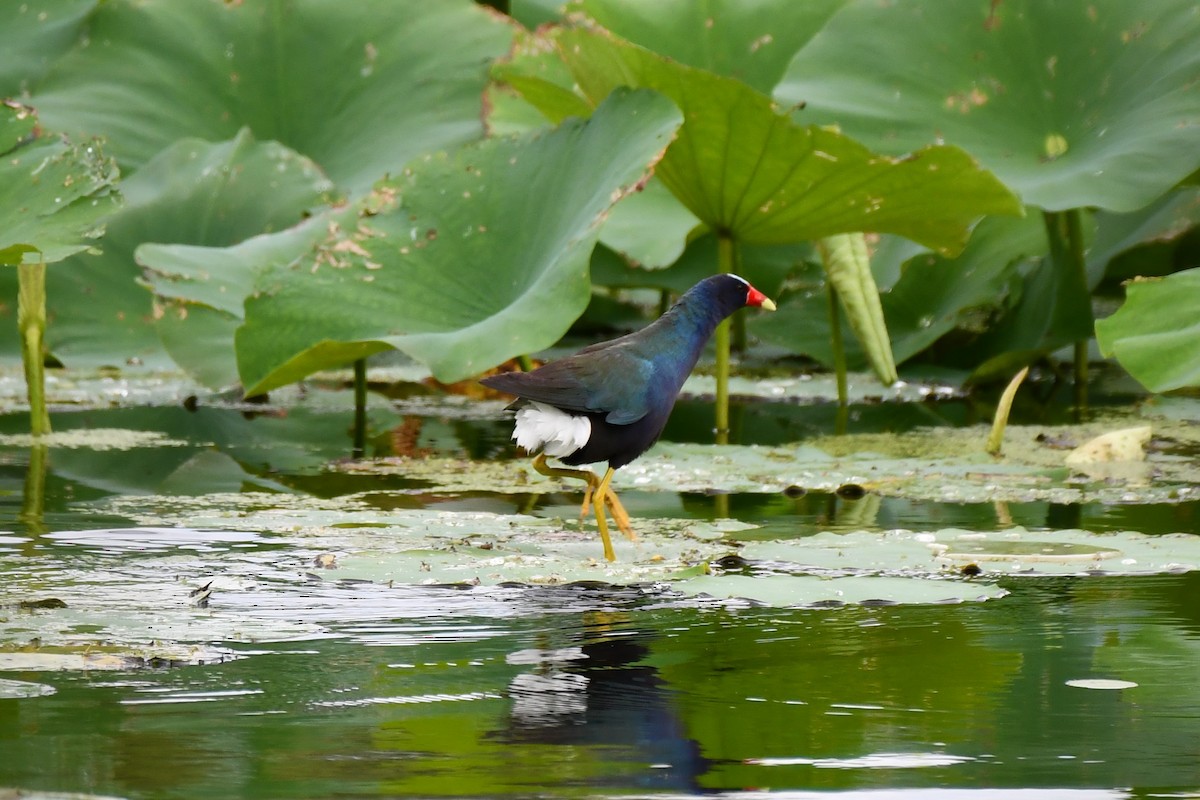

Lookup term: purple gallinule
[481,274,776,561]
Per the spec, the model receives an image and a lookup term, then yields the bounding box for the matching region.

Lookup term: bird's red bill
[745,284,777,311]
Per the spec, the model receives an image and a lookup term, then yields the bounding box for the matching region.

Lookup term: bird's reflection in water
[490,611,708,790]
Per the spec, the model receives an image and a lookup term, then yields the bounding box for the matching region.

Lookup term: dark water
[2,390,1199,799]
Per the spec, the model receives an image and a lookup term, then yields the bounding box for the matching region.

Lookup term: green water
[2,391,1199,799]
[4,575,1200,797]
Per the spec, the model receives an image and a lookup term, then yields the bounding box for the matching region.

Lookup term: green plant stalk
[19,444,48,535]
[827,281,849,412]
[1043,209,1090,411]
[1065,209,1089,412]
[730,242,747,353]
[17,259,51,436]
[352,358,367,458]
[714,232,735,445]
[658,288,672,318]
[986,366,1030,456]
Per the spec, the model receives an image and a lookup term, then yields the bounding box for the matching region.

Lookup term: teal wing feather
[479,342,655,425]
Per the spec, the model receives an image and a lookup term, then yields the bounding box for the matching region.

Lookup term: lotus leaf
[552,26,1022,254]
[576,0,849,94]
[0,101,120,267]
[232,88,683,393]
[29,0,513,196]
[1095,268,1200,392]
[0,129,331,367]
[777,0,1200,212]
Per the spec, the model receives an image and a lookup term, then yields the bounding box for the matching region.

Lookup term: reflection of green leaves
[1096,268,1200,392]
[0,101,120,267]
[31,0,513,196]
[555,27,1022,254]
[777,0,1200,212]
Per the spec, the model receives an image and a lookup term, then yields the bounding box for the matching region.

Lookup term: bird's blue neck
[641,277,743,385]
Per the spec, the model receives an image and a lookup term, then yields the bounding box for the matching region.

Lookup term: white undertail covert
[512,401,592,458]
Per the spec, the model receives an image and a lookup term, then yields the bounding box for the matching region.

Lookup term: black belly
[559,407,672,470]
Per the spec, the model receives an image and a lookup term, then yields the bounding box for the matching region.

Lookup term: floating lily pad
[0,678,56,698]
[740,528,1200,577]
[81,496,1009,608]
[0,365,203,412]
[0,429,190,451]
[676,573,1006,607]
[0,792,129,800]
[344,409,1200,506]
[0,651,230,672]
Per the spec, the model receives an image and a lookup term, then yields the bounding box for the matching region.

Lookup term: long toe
[604,491,636,541]
[579,486,594,523]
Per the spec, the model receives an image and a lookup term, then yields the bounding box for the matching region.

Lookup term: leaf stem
[827,280,849,414]
[1065,208,1089,414]
[18,259,50,436]
[352,358,367,458]
[714,232,735,445]
[1042,209,1090,414]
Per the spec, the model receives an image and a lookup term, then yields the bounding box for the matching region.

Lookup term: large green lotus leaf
[1095,268,1200,392]
[1089,188,1200,282]
[140,212,345,388]
[597,177,701,269]
[964,214,1099,379]
[0,101,120,267]
[776,0,1200,212]
[556,26,1022,254]
[29,0,513,196]
[490,32,701,270]
[0,129,332,365]
[577,0,848,93]
[511,0,568,30]
[0,0,96,96]
[753,214,1047,368]
[495,3,841,270]
[235,89,683,394]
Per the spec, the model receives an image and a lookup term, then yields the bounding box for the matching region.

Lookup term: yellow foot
[532,453,621,561]
[580,478,635,541]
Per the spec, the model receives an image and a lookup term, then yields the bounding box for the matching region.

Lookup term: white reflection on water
[745,752,974,769]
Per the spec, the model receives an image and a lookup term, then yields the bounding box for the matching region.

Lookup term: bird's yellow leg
[531,454,618,561]
[591,467,619,562]
[532,452,597,488]
[538,457,634,542]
